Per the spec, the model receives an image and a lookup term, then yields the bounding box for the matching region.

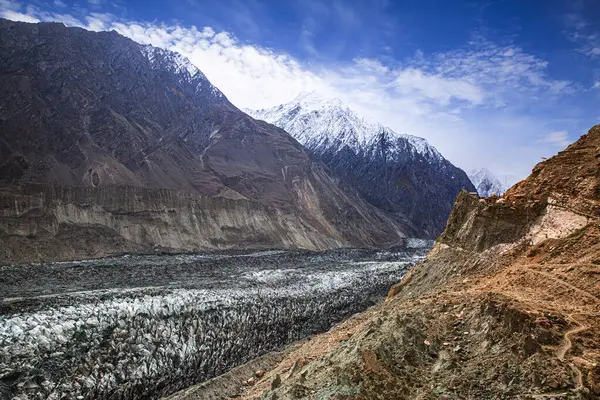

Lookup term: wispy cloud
[431,40,572,94]
[0,1,585,181]
[565,13,600,59]
[1,9,39,22]
[539,131,571,147]
[392,68,484,106]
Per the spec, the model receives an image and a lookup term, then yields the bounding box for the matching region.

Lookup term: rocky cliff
[182,125,600,399]
[0,19,415,262]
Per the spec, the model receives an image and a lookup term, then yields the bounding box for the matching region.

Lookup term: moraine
[0,243,429,400]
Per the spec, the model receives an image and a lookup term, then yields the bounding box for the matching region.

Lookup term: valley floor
[0,247,428,400]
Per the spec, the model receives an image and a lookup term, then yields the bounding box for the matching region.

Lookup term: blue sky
[2,0,600,181]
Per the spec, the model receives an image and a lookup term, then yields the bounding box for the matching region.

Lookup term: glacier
[0,247,429,400]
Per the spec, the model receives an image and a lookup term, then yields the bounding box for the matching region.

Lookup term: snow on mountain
[246,91,443,162]
[140,44,223,97]
[246,92,476,238]
[468,168,508,197]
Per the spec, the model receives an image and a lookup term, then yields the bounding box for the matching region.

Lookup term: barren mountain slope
[175,126,600,399]
[248,93,475,238]
[0,20,416,262]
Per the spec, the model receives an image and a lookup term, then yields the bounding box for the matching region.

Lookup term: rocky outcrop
[195,125,600,400]
[0,19,414,262]
[0,185,336,262]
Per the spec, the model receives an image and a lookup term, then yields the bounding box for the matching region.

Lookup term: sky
[2,0,600,182]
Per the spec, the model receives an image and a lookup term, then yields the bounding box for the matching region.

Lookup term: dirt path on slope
[558,319,589,361]
[524,268,600,304]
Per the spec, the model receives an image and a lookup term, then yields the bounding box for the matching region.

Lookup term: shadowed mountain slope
[0,19,416,262]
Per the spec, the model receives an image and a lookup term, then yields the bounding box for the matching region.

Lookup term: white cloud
[392,68,484,105]
[539,131,571,147]
[0,0,20,11]
[593,81,600,89]
[428,40,572,98]
[0,2,581,181]
[53,0,66,7]
[0,9,39,22]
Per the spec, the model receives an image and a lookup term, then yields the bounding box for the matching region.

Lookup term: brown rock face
[188,125,600,400]
[0,19,416,262]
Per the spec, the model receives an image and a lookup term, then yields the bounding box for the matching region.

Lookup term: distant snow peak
[292,91,345,110]
[248,92,443,162]
[468,168,508,197]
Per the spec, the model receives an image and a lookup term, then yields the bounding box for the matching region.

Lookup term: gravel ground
[0,244,429,400]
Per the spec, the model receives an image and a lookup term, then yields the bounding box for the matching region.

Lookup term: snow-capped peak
[140,45,205,80]
[139,44,225,98]
[468,168,508,197]
[247,92,443,162]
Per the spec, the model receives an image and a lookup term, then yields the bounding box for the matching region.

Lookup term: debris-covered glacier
[0,246,429,400]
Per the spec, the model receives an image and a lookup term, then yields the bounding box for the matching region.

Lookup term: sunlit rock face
[0,246,429,400]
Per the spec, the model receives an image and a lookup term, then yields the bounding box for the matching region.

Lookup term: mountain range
[0,19,479,263]
[0,19,416,262]
[247,93,475,237]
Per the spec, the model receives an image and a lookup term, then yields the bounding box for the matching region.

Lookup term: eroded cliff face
[195,126,600,400]
[0,184,403,263]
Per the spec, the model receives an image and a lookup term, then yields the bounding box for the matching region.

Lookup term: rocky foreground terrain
[171,126,600,399]
[0,19,416,263]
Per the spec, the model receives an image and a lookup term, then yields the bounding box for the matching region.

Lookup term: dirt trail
[524,268,600,304]
[558,320,589,361]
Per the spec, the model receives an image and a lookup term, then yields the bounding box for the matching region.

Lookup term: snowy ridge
[140,44,205,80]
[246,91,476,238]
[140,44,223,97]
[468,168,508,197]
[246,91,443,162]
